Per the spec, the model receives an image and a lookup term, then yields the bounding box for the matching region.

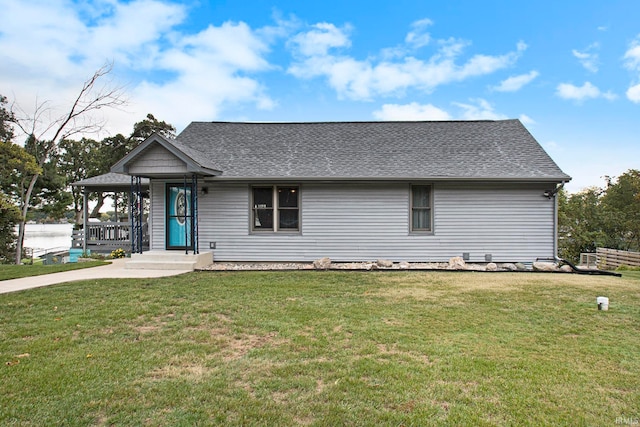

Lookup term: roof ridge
[188,119,517,125]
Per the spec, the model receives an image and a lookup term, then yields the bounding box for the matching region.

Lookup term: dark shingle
[72,172,149,190]
[173,120,570,181]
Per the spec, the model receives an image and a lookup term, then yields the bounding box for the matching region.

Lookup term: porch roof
[72,172,150,192]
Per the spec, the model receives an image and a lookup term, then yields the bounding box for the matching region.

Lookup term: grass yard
[1,271,638,426]
[0,261,109,281]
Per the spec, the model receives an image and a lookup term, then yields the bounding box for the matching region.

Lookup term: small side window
[411,185,432,232]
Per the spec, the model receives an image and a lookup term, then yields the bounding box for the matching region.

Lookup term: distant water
[22,223,74,251]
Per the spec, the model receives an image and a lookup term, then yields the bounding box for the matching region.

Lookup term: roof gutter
[204,176,572,183]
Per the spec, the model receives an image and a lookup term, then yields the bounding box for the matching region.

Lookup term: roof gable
[110,133,221,177]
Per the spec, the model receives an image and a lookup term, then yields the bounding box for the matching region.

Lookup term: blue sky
[1,0,639,191]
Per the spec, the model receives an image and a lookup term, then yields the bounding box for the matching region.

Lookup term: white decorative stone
[376,259,394,268]
[486,262,498,271]
[313,257,332,270]
[532,261,559,272]
[448,256,466,270]
[560,265,573,273]
[399,261,410,269]
[502,263,518,271]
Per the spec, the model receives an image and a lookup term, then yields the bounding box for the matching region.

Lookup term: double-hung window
[411,185,432,233]
[252,186,299,232]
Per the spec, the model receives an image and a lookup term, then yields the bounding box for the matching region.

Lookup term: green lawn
[1,271,638,426]
[0,261,109,281]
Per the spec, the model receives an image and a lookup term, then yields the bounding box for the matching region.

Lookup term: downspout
[553,182,561,261]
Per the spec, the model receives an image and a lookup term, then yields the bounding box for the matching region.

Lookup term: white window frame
[410,184,433,234]
[250,185,300,233]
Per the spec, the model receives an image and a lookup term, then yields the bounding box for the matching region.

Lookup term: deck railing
[71,222,149,251]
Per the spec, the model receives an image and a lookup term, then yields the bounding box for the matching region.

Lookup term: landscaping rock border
[199,257,560,272]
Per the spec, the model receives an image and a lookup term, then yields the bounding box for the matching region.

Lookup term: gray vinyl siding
[150,181,165,251]
[129,145,189,175]
[176,181,555,263]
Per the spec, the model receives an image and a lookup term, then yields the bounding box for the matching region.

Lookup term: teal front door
[166,184,193,250]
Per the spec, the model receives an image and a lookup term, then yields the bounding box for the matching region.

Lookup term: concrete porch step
[125,251,213,270]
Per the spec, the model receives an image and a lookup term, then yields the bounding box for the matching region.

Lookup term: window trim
[410,184,433,234]
[250,185,301,234]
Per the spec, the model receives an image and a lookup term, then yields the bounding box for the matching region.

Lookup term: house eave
[202,176,572,183]
[116,167,222,179]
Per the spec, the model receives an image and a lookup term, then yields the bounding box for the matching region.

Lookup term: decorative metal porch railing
[130,176,144,254]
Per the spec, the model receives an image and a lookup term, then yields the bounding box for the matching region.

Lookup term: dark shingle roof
[172,119,570,181]
[72,172,149,190]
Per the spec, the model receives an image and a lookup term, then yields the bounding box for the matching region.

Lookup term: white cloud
[373,102,451,121]
[557,82,599,100]
[556,82,616,102]
[602,91,618,101]
[129,19,281,128]
[436,37,470,58]
[623,36,640,71]
[373,99,535,124]
[624,36,640,103]
[164,22,272,72]
[453,98,508,120]
[0,0,187,81]
[572,43,600,72]
[288,22,351,56]
[627,83,640,103]
[0,0,289,136]
[519,114,536,125]
[405,18,433,48]
[288,22,525,100]
[492,70,539,92]
[544,141,560,152]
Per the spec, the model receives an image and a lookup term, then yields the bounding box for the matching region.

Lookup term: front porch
[72,172,151,255]
[73,169,213,271]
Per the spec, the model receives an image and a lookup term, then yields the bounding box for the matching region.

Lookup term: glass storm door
[166,184,193,250]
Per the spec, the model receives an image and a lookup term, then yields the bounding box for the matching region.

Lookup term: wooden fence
[596,248,640,269]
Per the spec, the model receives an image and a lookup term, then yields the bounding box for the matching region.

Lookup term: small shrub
[110,248,126,259]
[616,264,640,271]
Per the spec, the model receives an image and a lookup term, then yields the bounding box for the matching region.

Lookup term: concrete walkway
[0,259,192,295]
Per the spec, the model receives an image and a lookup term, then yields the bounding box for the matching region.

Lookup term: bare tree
[12,64,127,264]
